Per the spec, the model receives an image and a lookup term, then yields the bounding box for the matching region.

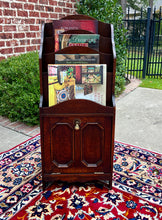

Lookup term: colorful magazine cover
[58,34,99,51]
[53,20,98,52]
[48,64,106,107]
[55,54,99,64]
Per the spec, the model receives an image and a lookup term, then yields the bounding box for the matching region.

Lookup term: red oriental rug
[0,134,161,219]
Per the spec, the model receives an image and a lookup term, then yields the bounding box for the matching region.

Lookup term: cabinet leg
[99,178,112,190]
[42,180,54,191]
[42,180,47,191]
[109,179,112,189]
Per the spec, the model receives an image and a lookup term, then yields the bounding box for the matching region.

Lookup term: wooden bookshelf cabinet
[39,15,116,190]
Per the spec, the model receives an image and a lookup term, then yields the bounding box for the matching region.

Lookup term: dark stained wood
[39,15,116,190]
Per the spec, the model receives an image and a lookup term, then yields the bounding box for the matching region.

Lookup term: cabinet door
[51,121,74,168]
[41,116,113,174]
[41,117,76,174]
[79,116,112,173]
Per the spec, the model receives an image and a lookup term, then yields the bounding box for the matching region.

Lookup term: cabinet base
[42,173,112,191]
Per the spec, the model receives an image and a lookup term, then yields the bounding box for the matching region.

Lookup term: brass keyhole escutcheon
[74,120,81,130]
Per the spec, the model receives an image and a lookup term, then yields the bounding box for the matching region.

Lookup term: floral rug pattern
[0,135,161,220]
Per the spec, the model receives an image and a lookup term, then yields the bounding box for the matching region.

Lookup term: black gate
[125,7,162,79]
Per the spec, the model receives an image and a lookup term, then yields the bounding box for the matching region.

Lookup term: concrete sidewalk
[115,87,162,154]
[0,85,162,154]
[0,118,40,152]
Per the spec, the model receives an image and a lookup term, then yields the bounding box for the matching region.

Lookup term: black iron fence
[124,7,162,79]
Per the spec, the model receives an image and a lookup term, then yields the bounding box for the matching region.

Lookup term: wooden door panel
[51,122,74,168]
[81,122,104,167]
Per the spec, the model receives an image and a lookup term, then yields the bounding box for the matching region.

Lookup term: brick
[45,19,53,23]
[66,3,73,8]
[58,2,65,7]
[0,41,5,47]
[0,25,2,32]
[36,45,40,51]
[63,8,70,13]
[20,39,30,45]
[49,0,57,6]
[31,39,41,44]
[24,4,34,10]
[18,10,28,17]
[39,0,48,4]
[28,128,40,137]
[0,18,4,24]
[26,46,37,51]
[0,1,9,8]
[49,13,58,19]
[29,11,39,17]
[14,47,25,53]
[6,40,19,47]
[40,12,49,18]
[35,5,45,11]
[0,57,5,61]
[28,0,38,3]
[45,6,54,12]
[14,124,39,134]
[0,33,12,39]
[36,19,45,24]
[36,32,41,38]
[14,33,25,38]
[0,9,2,16]
[4,9,16,17]
[6,121,23,130]
[12,18,23,24]
[18,25,29,32]
[26,32,36,38]
[11,2,23,9]
[55,7,62,13]
[0,117,11,126]
[5,18,12,24]
[25,19,35,24]
[16,0,27,2]
[0,48,13,54]
[4,25,16,32]
[30,25,40,31]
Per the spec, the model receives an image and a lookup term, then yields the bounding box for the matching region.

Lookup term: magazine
[58,34,99,51]
[53,20,98,52]
[48,64,106,107]
[55,54,99,64]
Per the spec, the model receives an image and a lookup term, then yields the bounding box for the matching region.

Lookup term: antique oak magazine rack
[39,15,116,190]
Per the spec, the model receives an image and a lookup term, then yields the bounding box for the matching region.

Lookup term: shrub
[76,0,127,95]
[0,51,40,125]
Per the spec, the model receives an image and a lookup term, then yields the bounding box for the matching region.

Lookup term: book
[55,54,99,64]
[48,64,106,107]
[58,34,99,51]
[53,20,98,52]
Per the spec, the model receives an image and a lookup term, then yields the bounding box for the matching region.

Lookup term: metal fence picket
[124,7,162,79]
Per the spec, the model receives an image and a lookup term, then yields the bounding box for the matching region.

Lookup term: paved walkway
[0,77,161,154]
[116,87,162,154]
[0,117,40,152]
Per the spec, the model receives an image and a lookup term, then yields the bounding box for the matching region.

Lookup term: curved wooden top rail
[40,98,114,115]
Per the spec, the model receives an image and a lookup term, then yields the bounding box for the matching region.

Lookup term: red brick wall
[0,0,77,60]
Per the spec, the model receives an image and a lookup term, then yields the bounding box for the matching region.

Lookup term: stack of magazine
[48,20,107,107]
